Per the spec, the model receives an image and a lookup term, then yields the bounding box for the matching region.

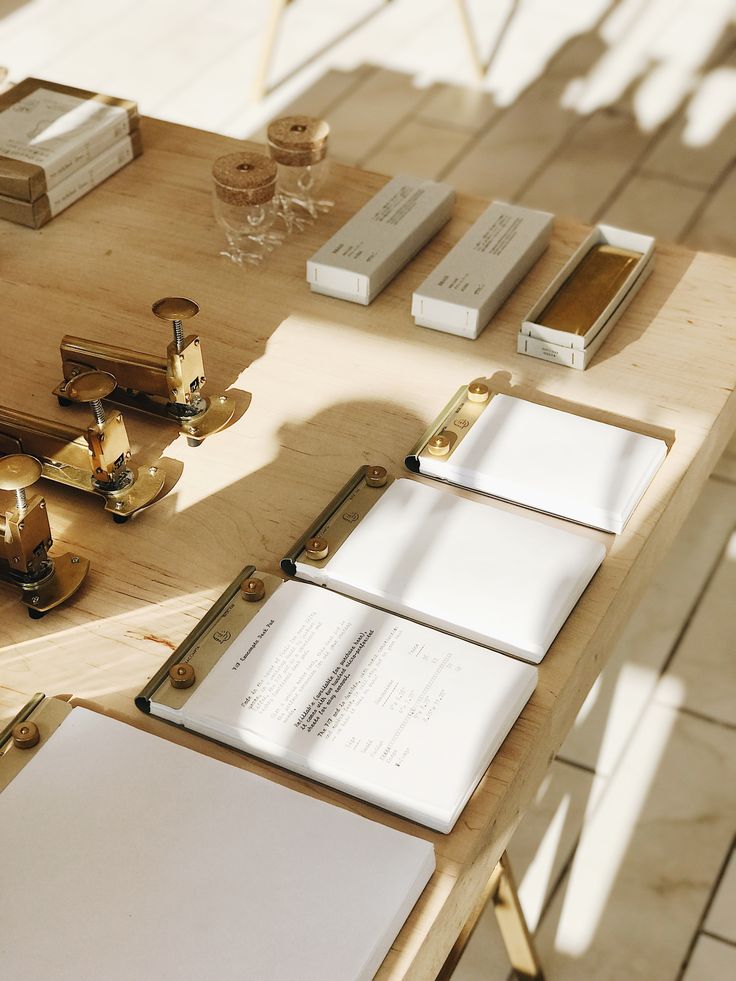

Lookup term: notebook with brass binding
[0,693,434,981]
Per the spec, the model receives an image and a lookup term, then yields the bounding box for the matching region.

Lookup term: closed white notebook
[0,708,434,981]
[417,394,667,533]
[151,580,537,833]
[295,479,605,663]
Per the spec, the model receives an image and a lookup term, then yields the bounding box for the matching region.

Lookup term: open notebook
[0,706,434,981]
[140,577,537,834]
[284,477,606,663]
[407,391,667,534]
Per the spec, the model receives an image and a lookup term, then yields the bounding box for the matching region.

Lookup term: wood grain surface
[1,116,735,980]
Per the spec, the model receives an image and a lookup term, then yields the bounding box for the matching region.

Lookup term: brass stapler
[53,297,235,447]
[0,370,165,523]
[0,454,89,618]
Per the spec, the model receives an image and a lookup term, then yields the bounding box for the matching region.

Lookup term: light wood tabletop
[1,116,735,980]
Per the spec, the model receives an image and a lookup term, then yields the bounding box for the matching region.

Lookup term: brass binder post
[467,381,490,403]
[428,434,451,456]
[405,380,495,472]
[0,695,73,792]
[169,663,196,689]
[12,721,40,749]
[53,297,236,447]
[305,536,329,559]
[0,454,89,618]
[0,370,166,522]
[281,464,394,577]
[241,576,265,602]
[365,465,388,487]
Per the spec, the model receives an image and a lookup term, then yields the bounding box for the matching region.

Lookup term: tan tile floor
[1,2,735,978]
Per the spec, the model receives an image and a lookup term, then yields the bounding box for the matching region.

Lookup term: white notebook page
[0,708,434,981]
[161,581,536,832]
[300,479,606,662]
[420,394,667,533]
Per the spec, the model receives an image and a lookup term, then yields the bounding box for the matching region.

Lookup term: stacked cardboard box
[0,78,142,228]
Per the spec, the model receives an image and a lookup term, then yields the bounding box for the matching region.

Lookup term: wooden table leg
[251,0,289,102]
[453,0,485,82]
[436,851,545,980]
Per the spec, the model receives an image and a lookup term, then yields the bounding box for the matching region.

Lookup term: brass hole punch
[0,370,165,523]
[53,297,235,447]
[0,454,89,618]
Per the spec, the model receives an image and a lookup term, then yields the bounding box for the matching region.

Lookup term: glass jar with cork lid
[211,151,281,265]
[267,115,332,228]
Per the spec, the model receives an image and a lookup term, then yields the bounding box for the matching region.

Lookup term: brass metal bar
[405,385,468,471]
[0,405,93,473]
[0,693,45,754]
[0,405,81,444]
[280,465,372,576]
[135,563,257,713]
[60,334,170,399]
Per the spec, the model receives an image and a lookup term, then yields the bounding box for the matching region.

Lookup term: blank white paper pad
[0,708,435,981]
[298,479,605,662]
[419,395,667,533]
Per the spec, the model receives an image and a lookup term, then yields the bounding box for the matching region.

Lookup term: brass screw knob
[152,296,200,354]
[169,662,195,689]
[305,536,329,560]
[428,434,450,456]
[365,465,388,487]
[0,454,43,513]
[241,577,265,602]
[467,381,490,403]
[12,721,40,749]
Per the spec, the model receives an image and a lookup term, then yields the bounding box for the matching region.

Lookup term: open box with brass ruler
[517,224,655,370]
[406,380,668,534]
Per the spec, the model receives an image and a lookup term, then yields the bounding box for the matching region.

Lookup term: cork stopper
[212,152,277,206]
[267,115,329,166]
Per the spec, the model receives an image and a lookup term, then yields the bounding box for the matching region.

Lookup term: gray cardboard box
[411,201,553,339]
[306,174,455,305]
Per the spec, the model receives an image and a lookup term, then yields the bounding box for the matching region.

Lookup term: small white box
[306,174,455,305]
[411,201,553,339]
[517,224,655,369]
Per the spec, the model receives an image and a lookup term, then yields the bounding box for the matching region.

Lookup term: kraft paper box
[307,174,455,305]
[0,77,139,202]
[0,129,143,228]
[411,201,553,339]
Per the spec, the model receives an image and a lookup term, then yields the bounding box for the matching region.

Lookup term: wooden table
[2,116,736,980]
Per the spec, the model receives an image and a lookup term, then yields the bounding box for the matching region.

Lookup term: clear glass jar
[267,116,333,230]
[211,151,282,265]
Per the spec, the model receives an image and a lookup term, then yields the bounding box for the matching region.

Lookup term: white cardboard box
[306,174,455,305]
[411,201,553,339]
[517,224,655,369]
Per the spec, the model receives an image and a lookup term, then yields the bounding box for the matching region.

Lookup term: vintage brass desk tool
[53,297,235,447]
[0,371,165,523]
[0,454,89,618]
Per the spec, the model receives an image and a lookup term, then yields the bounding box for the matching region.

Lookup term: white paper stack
[414,394,667,533]
[293,479,605,663]
[151,580,537,833]
[0,708,435,981]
